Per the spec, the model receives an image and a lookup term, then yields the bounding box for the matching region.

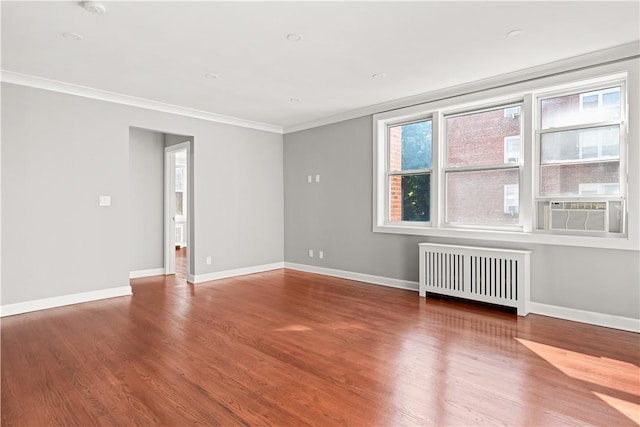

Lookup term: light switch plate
[99,196,111,206]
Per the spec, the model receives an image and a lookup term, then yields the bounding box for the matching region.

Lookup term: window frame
[441,101,525,231]
[533,78,627,236]
[373,107,437,230]
[372,65,636,251]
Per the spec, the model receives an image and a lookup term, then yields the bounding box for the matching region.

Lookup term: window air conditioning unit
[549,201,608,232]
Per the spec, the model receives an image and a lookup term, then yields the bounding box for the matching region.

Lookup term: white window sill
[373,223,638,251]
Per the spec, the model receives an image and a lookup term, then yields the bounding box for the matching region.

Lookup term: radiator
[419,243,531,316]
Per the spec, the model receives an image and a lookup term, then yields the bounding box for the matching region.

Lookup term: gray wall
[283,116,640,319]
[129,128,164,272]
[1,83,284,305]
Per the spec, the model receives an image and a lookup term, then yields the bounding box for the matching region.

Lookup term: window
[373,70,633,249]
[537,82,626,233]
[504,106,521,118]
[578,126,619,160]
[504,184,519,214]
[579,183,619,195]
[444,104,522,227]
[580,87,621,111]
[387,119,432,222]
[538,85,623,197]
[504,136,521,163]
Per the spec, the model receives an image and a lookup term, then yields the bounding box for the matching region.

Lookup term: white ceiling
[2,1,639,132]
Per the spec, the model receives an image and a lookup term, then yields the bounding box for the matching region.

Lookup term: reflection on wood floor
[2,268,638,426]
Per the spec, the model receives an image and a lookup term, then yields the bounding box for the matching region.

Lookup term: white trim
[285,42,639,134]
[129,268,165,279]
[530,302,639,333]
[0,286,132,317]
[0,70,283,134]
[284,262,419,291]
[193,262,285,283]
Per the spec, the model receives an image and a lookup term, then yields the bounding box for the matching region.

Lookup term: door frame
[164,141,191,277]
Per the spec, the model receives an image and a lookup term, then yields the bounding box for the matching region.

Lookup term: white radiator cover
[419,243,531,316]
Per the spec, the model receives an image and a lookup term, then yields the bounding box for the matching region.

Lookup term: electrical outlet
[315,174,320,183]
[307,175,312,184]
[319,251,324,259]
[308,249,314,258]
[206,256,212,265]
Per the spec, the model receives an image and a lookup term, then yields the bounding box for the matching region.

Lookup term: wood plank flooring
[2,269,639,426]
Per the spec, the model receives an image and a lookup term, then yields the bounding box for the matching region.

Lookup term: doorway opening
[128,127,193,283]
[165,141,192,281]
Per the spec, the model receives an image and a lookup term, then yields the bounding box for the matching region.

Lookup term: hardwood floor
[2,269,639,426]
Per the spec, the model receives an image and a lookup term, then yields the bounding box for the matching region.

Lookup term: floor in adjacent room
[1,268,638,426]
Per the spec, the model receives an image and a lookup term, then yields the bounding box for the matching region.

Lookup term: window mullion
[443,164,521,174]
[388,169,431,176]
[432,111,442,228]
[539,120,621,134]
[522,93,534,232]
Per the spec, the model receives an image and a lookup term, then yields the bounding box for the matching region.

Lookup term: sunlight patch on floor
[593,392,640,425]
[515,337,639,396]
[516,337,640,424]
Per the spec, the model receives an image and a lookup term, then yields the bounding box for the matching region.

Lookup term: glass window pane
[540,125,619,163]
[541,86,620,129]
[175,192,184,216]
[603,90,620,107]
[176,167,185,191]
[504,184,519,214]
[581,94,599,109]
[389,174,430,222]
[447,106,521,167]
[389,120,432,171]
[539,162,620,196]
[504,136,521,163]
[446,169,519,225]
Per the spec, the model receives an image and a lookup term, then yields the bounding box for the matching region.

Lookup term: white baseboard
[284,263,637,333]
[529,302,639,333]
[129,268,165,279]
[193,262,285,283]
[284,262,419,291]
[0,286,133,317]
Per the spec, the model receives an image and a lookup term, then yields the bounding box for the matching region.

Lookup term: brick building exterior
[445,108,521,225]
[389,126,403,221]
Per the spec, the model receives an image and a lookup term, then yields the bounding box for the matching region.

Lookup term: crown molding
[284,41,640,134]
[0,70,283,134]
